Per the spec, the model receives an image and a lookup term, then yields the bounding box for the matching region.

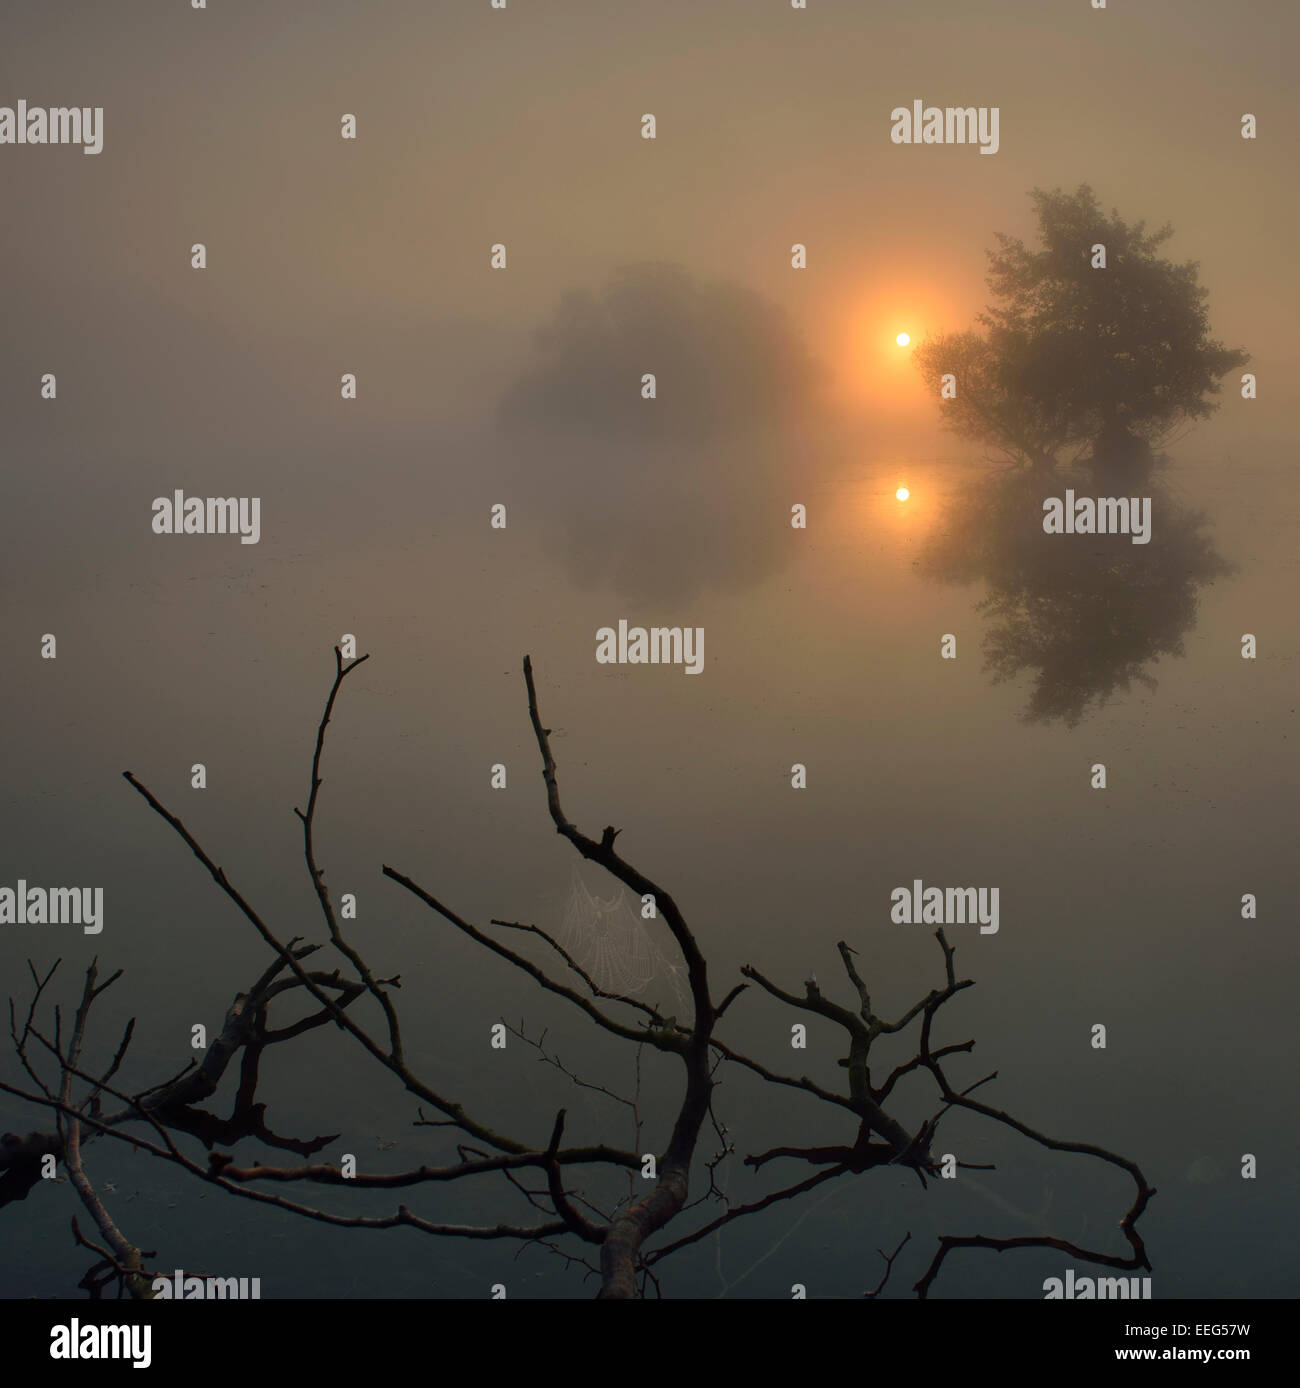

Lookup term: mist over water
[2,0,1297,1300]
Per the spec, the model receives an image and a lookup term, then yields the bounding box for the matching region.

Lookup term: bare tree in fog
[3,651,1153,1299]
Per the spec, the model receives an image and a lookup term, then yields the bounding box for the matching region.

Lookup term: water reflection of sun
[800,465,946,615]
[850,469,941,550]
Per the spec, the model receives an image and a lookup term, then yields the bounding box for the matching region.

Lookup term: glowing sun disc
[896,332,910,346]
[896,487,910,501]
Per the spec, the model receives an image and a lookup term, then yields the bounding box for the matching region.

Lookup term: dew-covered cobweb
[557,863,687,1012]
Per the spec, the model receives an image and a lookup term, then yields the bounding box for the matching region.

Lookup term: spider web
[557,864,688,1012]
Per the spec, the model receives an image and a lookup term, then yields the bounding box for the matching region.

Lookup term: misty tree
[916,470,1236,727]
[1,650,1154,1299]
[913,185,1249,476]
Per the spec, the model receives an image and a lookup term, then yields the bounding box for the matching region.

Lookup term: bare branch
[646,1165,847,1265]
[56,962,152,1299]
[865,1231,912,1298]
[490,919,664,1024]
[383,867,657,1048]
[523,655,713,1036]
[291,648,405,1063]
[543,1111,604,1244]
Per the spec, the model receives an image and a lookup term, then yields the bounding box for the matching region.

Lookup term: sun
[896,487,910,501]
[895,332,910,346]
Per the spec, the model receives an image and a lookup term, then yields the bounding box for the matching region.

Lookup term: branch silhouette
[1,649,1154,1299]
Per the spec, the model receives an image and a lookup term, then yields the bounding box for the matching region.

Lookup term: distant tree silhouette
[917,466,1236,726]
[914,185,1249,473]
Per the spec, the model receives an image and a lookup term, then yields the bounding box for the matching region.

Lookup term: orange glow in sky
[828,278,961,415]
